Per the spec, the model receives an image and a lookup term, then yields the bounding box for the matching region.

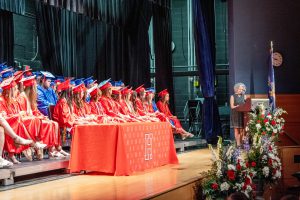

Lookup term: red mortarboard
[20,75,36,87]
[13,71,23,84]
[135,84,145,93]
[99,81,112,91]
[121,86,130,96]
[112,86,122,95]
[158,89,169,98]
[73,83,86,93]
[88,86,98,97]
[57,79,70,92]
[0,77,16,90]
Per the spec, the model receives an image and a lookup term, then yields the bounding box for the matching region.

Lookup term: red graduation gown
[156,100,182,128]
[53,98,75,129]
[0,97,30,153]
[17,92,58,147]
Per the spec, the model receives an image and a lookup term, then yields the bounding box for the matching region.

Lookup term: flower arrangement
[199,105,286,199]
[247,134,282,185]
[246,105,286,139]
[200,137,255,199]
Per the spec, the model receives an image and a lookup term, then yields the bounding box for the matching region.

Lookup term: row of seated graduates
[0,63,193,168]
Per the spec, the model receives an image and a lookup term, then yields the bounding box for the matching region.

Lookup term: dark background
[228,0,300,94]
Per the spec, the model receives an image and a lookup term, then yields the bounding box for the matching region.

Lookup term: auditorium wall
[228,0,300,94]
[228,0,300,140]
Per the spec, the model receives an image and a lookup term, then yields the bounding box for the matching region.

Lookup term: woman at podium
[230,83,247,147]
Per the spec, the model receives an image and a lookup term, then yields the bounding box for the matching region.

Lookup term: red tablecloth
[69,122,178,175]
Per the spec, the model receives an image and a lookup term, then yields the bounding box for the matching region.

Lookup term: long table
[69,122,178,175]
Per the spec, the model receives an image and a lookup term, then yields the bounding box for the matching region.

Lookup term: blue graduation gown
[37,85,58,116]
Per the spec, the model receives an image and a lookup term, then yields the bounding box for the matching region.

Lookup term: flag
[268,42,276,111]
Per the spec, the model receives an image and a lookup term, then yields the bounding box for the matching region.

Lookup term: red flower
[245,177,251,185]
[261,114,265,118]
[242,184,247,190]
[251,184,256,190]
[236,163,241,171]
[211,183,218,190]
[271,120,276,126]
[257,120,261,123]
[268,159,273,166]
[269,146,273,151]
[264,118,269,123]
[262,131,266,135]
[227,170,235,180]
[246,162,249,168]
[282,125,285,130]
[251,161,256,167]
[250,172,253,177]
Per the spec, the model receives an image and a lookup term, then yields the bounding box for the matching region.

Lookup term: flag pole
[270,41,276,109]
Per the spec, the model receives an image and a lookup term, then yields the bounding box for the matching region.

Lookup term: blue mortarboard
[98,78,111,88]
[146,87,155,93]
[74,78,84,86]
[0,62,7,68]
[83,76,95,86]
[1,68,14,79]
[40,71,55,79]
[32,71,42,77]
[110,80,124,87]
[0,64,8,72]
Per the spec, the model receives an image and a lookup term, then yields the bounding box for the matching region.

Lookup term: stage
[0,149,211,200]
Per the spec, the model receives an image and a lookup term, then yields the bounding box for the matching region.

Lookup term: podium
[235,98,269,128]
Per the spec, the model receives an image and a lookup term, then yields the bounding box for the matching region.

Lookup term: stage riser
[0,159,69,186]
[145,179,199,200]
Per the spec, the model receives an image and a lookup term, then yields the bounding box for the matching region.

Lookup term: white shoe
[0,157,13,168]
[59,150,70,157]
[33,142,47,149]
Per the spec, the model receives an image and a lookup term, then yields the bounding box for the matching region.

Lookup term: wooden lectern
[235,98,252,128]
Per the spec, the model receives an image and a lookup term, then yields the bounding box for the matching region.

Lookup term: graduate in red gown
[18,75,62,159]
[133,85,160,122]
[72,83,99,124]
[99,80,127,122]
[0,77,46,163]
[156,89,194,139]
[111,87,141,122]
[88,86,113,123]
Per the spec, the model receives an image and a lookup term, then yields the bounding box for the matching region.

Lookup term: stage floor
[0,149,212,200]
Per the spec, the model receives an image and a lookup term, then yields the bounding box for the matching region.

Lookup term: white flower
[262,155,268,160]
[266,127,271,131]
[234,183,242,190]
[263,166,270,177]
[246,185,253,192]
[273,128,278,133]
[274,170,281,178]
[256,124,261,130]
[220,182,230,191]
[266,114,272,119]
[245,126,249,132]
[228,164,236,171]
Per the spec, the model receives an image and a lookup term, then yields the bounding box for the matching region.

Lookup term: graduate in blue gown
[37,71,58,117]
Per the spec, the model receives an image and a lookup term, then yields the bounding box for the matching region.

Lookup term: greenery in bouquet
[246,105,286,140]
[200,137,255,199]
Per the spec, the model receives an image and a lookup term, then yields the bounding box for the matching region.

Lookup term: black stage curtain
[36,0,152,87]
[0,0,25,14]
[152,1,174,112]
[0,10,14,66]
